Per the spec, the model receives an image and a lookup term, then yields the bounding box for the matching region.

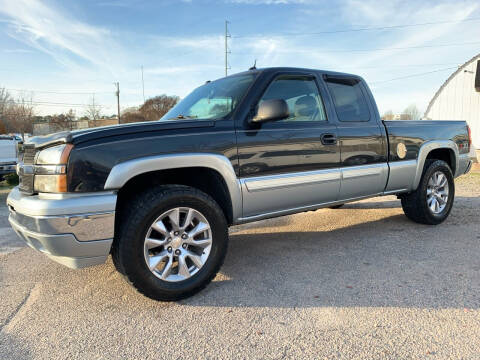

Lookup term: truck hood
[25,119,215,149]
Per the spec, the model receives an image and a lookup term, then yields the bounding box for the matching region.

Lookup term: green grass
[0,173,18,189]
[0,183,15,190]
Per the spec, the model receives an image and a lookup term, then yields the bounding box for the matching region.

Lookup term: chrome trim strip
[240,164,389,193]
[383,189,408,195]
[341,163,386,180]
[237,192,383,223]
[242,168,340,192]
[339,163,388,199]
[104,153,242,222]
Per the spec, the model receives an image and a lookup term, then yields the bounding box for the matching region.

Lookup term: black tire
[112,185,228,301]
[329,204,344,209]
[401,159,454,225]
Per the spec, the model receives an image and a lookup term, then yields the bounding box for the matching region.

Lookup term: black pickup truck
[8,67,474,300]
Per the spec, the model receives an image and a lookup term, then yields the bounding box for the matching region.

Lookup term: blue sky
[1,0,479,116]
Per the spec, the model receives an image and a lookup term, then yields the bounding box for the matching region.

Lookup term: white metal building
[425,54,480,148]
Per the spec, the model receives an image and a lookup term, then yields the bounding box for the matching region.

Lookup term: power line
[13,100,89,106]
[9,100,114,108]
[231,40,480,55]
[343,62,463,70]
[370,66,458,84]
[4,88,112,95]
[233,16,480,38]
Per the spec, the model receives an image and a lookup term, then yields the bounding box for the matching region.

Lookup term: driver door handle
[321,133,337,145]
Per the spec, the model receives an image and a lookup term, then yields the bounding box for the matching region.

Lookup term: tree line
[1,85,425,139]
[0,88,34,140]
[381,104,423,121]
[0,87,180,138]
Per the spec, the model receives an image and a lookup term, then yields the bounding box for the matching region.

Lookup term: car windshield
[161,73,256,121]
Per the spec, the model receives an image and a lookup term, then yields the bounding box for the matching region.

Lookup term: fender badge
[397,143,407,159]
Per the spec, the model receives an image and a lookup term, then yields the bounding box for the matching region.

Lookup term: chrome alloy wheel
[426,171,449,214]
[144,207,212,282]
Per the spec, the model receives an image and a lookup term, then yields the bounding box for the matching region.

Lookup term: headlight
[36,144,71,164]
[33,144,73,193]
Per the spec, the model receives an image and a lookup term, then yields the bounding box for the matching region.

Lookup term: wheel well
[115,167,234,225]
[426,148,455,174]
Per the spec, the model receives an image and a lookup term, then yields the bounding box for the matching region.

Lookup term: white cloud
[227,0,309,4]
[1,0,479,116]
[0,0,122,74]
[3,48,33,53]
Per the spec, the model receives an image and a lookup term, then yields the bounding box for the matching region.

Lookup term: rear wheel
[112,185,228,301]
[401,159,454,225]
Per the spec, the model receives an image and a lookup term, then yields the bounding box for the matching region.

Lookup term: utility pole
[225,20,231,77]
[141,65,145,103]
[114,82,121,124]
[92,93,97,127]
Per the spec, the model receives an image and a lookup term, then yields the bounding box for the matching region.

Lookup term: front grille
[19,174,34,194]
[22,144,36,164]
[19,144,36,194]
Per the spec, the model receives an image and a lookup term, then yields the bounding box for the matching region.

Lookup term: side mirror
[251,99,289,124]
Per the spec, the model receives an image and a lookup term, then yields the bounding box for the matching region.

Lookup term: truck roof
[227,67,364,81]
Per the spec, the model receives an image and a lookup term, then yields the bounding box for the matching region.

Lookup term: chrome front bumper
[7,187,116,269]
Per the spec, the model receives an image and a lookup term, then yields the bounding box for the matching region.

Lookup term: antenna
[249,59,257,71]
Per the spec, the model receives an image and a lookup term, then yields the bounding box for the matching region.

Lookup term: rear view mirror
[251,99,289,124]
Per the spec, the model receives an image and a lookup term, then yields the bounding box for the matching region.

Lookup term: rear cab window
[324,77,371,122]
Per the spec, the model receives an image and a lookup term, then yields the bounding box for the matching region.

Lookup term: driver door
[236,72,341,218]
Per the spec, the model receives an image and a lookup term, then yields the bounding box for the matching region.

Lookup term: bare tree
[0,88,13,133]
[85,95,102,126]
[381,110,395,121]
[121,110,145,124]
[0,117,6,134]
[50,109,76,132]
[7,95,35,140]
[402,104,422,120]
[139,95,179,121]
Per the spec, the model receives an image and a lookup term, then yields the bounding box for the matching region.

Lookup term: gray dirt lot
[1,173,480,360]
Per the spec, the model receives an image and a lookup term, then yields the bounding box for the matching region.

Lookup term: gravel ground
[1,173,479,359]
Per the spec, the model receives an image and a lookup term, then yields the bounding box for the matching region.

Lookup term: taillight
[467,125,472,147]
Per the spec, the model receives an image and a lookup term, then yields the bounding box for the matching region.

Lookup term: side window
[259,76,327,122]
[325,77,370,122]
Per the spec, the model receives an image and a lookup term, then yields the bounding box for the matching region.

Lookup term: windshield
[161,73,256,121]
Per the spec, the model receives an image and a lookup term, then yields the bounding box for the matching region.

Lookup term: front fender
[103,153,242,222]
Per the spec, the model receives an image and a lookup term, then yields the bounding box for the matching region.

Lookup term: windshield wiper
[168,114,198,120]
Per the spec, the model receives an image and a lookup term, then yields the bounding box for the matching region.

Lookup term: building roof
[425,53,480,117]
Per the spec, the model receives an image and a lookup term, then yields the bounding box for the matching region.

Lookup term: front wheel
[401,159,454,225]
[112,185,228,301]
